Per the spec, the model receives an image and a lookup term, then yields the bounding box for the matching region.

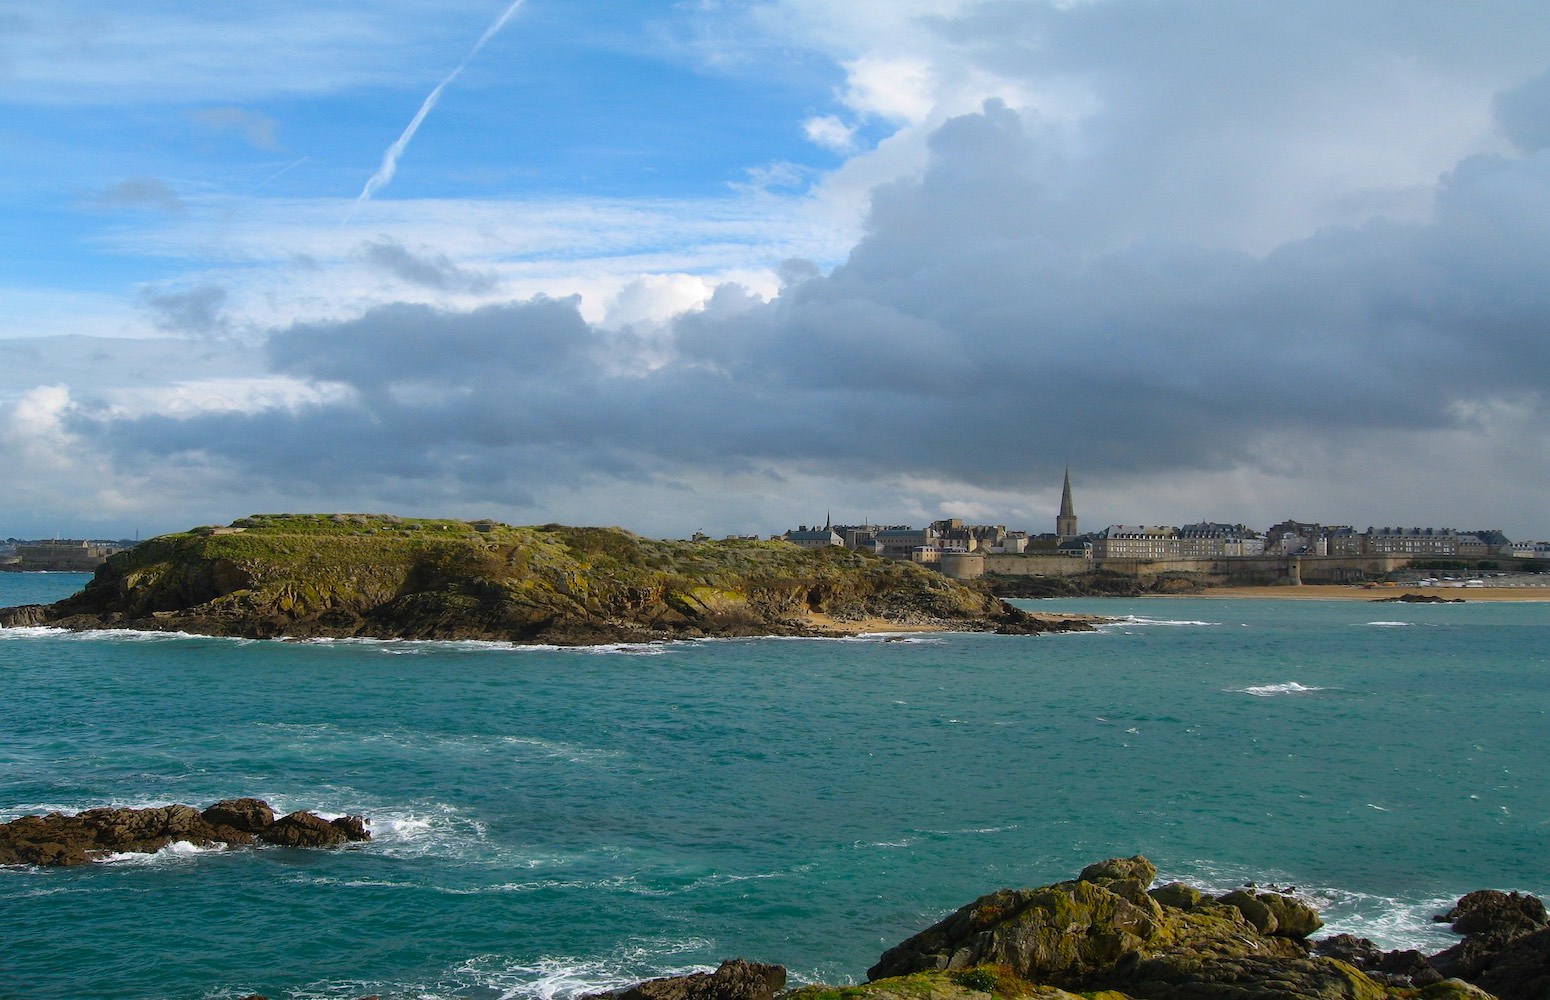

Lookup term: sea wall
[980,553,1410,585]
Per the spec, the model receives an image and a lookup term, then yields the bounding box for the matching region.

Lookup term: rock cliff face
[0,798,369,866]
[0,515,1085,644]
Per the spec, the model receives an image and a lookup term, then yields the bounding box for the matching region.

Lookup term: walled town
[765,471,1550,587]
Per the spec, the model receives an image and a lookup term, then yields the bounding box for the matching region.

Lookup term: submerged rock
[0,799,368,866]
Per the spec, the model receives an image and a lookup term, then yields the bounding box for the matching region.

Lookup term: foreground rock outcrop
[0,515,1090,644]
[587,960,787,1000]
[607,858,1541,1000]
[0,799,369,866]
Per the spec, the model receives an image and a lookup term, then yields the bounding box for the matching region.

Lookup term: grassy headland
[0,514,1085,643]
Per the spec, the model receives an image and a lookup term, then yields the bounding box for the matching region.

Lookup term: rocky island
[0,514,1087,643]
[0,798,369,866]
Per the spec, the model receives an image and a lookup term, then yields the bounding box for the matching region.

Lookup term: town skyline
[5,3,1550,541]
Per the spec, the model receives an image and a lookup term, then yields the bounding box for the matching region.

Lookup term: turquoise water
[3,573,1548,999]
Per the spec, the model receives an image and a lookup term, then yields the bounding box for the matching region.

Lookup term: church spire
[1056,467,1078,539]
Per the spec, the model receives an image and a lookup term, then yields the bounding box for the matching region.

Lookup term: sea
[2,572,1547,1000]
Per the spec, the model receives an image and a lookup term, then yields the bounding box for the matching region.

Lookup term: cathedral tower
[1056,467,1078,540]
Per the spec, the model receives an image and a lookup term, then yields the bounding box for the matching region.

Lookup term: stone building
[1056,468,1078,540]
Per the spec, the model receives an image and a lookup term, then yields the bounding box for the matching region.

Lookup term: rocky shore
[0,798,369,866]
[585,857,1544,1000]
[18,851,1543,997]
[0,515,1092,644]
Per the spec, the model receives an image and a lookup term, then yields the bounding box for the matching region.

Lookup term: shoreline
[800,610,1109,634]
[1167,584,1550,602]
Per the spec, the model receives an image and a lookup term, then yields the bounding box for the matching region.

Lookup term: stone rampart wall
[981,553,1409,584]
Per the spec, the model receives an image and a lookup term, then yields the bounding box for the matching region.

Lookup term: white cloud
[803,114,858,153]
[840,56,936,123]
[8,1,1550,543]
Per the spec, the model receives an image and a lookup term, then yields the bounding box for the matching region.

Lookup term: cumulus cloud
[20,2,1550,538]
[804,114,858,153]
[76,83,1550,535]
[840,56,936,123]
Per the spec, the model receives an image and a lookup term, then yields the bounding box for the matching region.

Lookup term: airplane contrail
[351,0,527,213]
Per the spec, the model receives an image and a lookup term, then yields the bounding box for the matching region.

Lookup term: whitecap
[98,840,228,865]
[1160,863,1467,953]
[1363,621,1413,628]
[1309,887,1462,953]
[1101,616,1222,629]
[448,941,715,1000]
[0,626,254,645]
[853,633,946,644]
[356,802,489,860]
[1230,682,1328,697]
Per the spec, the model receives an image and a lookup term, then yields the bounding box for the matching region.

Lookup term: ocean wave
[98,840,229,865]
[0,626,255,645]
[1158,862,1463,953]
[1229,681,1329,697]
[852,633,946,644]
[261,939,721,1000]
[1309,887,1461,953]
[1098,616,1222,630]
[1363,621,1414,628]
[364,803,490,860]
[448,939,716,1000]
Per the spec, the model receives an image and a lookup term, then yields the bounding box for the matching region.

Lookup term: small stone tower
[1056,467,1078,540]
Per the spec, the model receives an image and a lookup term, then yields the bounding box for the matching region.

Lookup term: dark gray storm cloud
[81,111,1550,503]
[1496,70,1550,153]
[70,3,1550,511]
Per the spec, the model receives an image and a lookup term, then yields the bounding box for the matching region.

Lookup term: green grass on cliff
[82,514,977,627]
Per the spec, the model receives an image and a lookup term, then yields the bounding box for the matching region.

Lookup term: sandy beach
[1181,584,1550,602]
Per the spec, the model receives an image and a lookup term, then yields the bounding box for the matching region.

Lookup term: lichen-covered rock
[867,858,1437,1000]
[1217,888,1323,938]
[1149,882,1203,911]
[1416,980,1502,1000]
[867,876,1168,984]
[1081,856,1158,887]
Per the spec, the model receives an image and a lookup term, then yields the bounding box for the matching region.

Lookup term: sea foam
[1231,681,1328,697]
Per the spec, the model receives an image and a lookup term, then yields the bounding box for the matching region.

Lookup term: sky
[4,0,1550,542]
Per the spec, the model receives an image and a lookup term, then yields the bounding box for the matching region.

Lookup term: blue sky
[4,1,1550,541]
